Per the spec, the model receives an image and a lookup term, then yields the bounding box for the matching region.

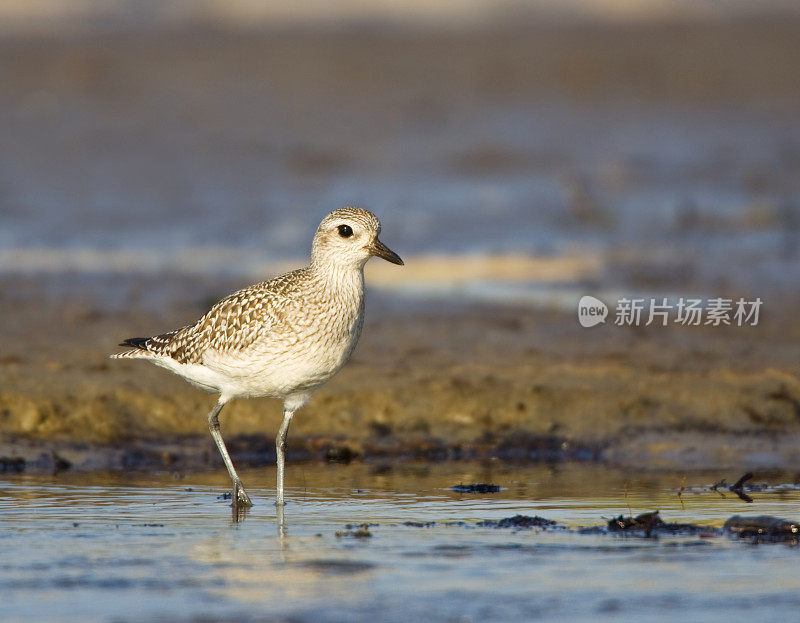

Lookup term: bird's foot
[232,480,253,508]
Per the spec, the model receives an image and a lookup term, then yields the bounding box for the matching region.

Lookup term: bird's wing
[117,270,308,364]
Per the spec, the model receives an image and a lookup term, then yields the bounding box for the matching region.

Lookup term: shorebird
[111,207,403,508]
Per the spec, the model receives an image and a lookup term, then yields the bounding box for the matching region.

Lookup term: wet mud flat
[3,283,800,473]
[1,464,799,623]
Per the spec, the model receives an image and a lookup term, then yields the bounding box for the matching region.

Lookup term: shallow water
[1,463,798,623]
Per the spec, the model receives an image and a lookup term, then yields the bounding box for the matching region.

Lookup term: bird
[111,207,403,508]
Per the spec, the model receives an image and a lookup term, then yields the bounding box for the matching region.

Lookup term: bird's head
[311,207,403,270]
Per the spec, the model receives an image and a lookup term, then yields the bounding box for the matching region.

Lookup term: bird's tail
[110,336,161,360]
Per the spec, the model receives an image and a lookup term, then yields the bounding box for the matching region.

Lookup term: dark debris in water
[729,472,755,503]
[297,559,376,574]
[336,523,375,538]
[678,472,800,503]
[607,510,662,531]
[477,515,558,529]
[450,483,501,493]
[606,511,712,537]
[0,456,26,473]
[346,511,800,545]
[723,515,800,543]
[710,472,755,502]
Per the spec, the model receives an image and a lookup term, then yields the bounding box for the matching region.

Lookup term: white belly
[202,340,354,399]
[163,311,363,401]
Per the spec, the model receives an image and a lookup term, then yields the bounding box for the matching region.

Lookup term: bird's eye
[338,224,353,238]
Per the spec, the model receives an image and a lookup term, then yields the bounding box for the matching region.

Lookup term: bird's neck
[310,260,365,298]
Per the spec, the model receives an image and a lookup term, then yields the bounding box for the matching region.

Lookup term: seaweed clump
[607,511,709,537]
[723,515,799,543]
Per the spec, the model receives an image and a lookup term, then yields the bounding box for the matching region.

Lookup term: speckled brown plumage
[111,207,401,403]
[115,268,310,365]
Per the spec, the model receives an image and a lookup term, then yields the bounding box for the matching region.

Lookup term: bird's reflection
[229,498,289,543]
[277,503,288,540]
[231,500,250,524]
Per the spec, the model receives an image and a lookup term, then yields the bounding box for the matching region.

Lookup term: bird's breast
[246,285,364,393]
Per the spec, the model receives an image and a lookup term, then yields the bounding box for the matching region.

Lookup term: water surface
[1,463,798,622]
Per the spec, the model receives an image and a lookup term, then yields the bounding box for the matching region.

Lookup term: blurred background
[2,0,800,465]
[2,0,800,308]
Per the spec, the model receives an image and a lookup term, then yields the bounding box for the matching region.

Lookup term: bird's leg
[276,502,287,540]
[275,408,295,507]
[207,400,252,508]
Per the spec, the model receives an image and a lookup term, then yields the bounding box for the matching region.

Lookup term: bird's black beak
[368,238,404,265]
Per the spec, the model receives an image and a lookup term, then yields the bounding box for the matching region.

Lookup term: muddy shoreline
[4,431,800,474]
[3,275,800,472]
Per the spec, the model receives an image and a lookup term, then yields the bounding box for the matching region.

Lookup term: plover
[111,208,403,508]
